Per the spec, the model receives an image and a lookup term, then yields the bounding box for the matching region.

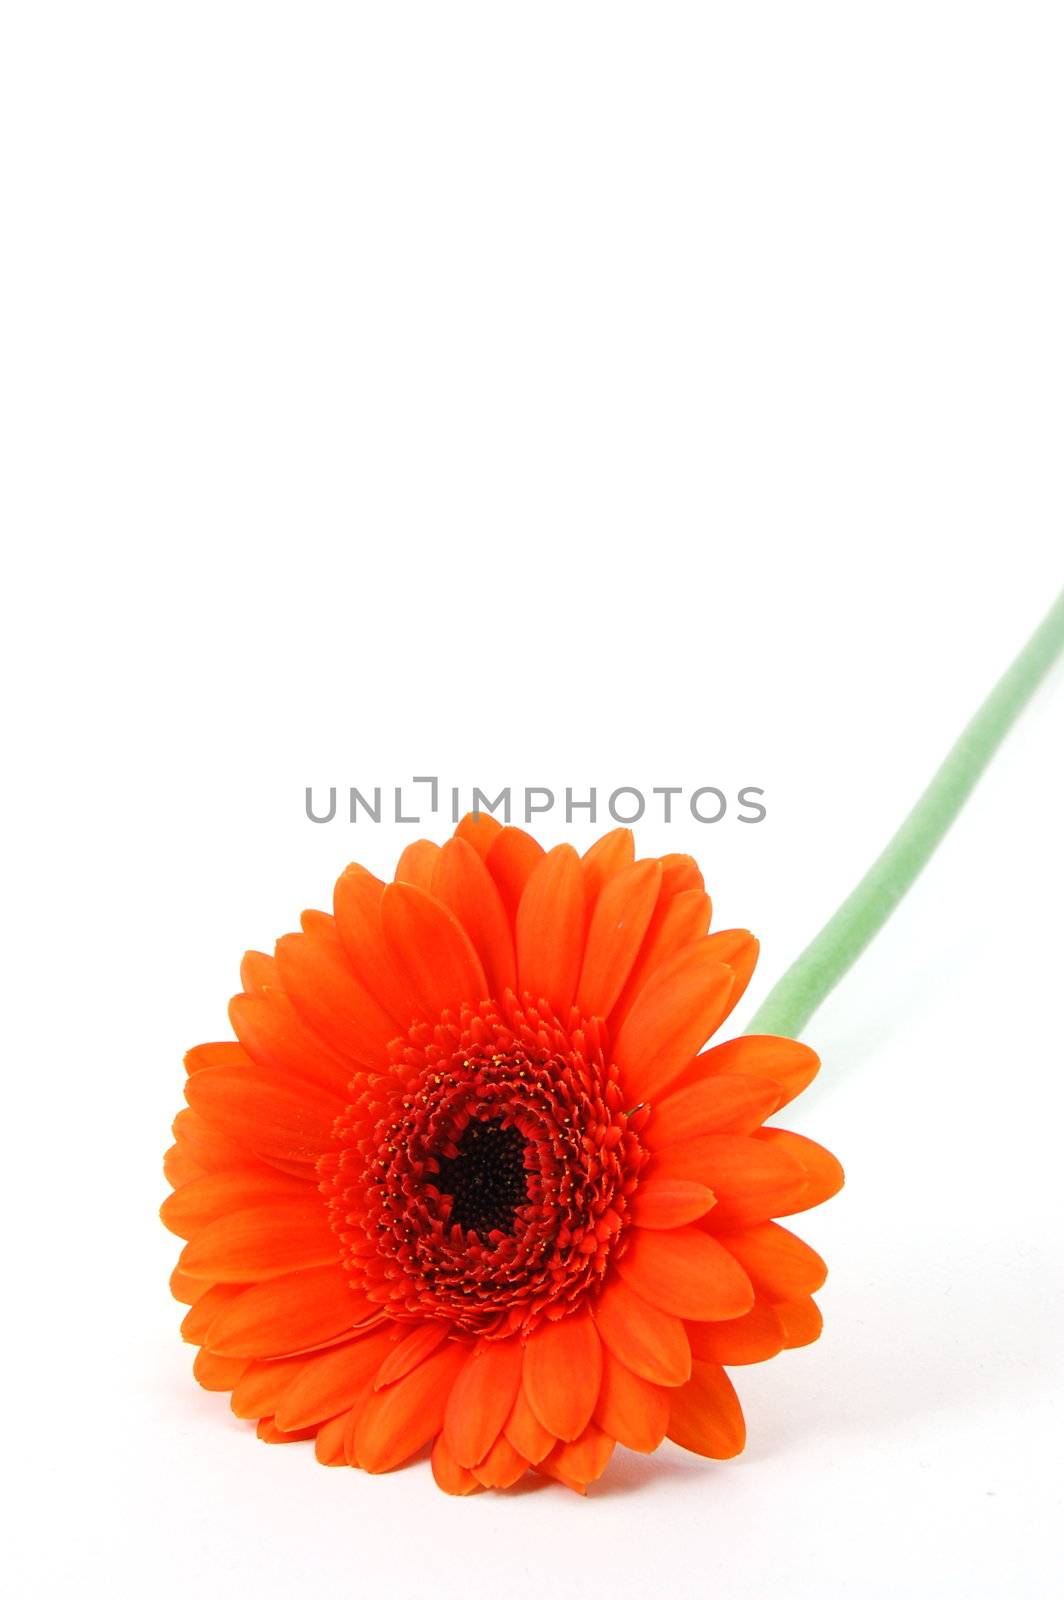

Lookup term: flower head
[164,817,842,1493]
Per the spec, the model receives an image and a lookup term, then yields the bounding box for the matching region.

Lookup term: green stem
[745,586,1064,1039]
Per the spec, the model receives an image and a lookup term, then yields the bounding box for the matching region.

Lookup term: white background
[3,4,1063,1596]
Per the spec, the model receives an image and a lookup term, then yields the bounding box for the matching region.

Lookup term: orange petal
[333,864,420,1027]
[184,1064,339,1170]
[355,1339,469,1473]
[485,827,545,924]
[609,887,712,1030]
[576,859,662,1019]
[228,988,354,1101]
[178,1199,339,1282]
[631,1178,717,1229]
[716,1221,827,1300]
[206,1263,368,1358]
[343,1403,364,1466]
[535,1460,585,1493]
[443,1336,525,1468]
[654,1132,807,1226]
[256,1417,318,1444]
[231,1352,318,1419]
[471,1433,530,1489]
[776,1295,824,1348]
[164,1142,205,1188]
[161,1167,312,1239]
[590,1275,691,1387]
[541,1423,614,1492]
[504,1384,555,1464]
[702,928,759,1010]
[613,943,734,1104]
[374,1322,451,1388]
[169,1265,201,1305]
[515,844,585,1014]
[184,1041,246,1076]
[315,1412,350,1466]
[380,882,489,1017]
[193,1348,247,1391]
[170,1107,271,1178]
[454,810,503,860]
[659,854,705,896]
[522,1309,602,1441]
[687,1034,820,1107]
[580,828,635,911]
[667,1361,746,1459]
[240,950,275,993]
[180,1283,244,1344]
[646,1074,781,1148]
[432,836,517,997]
[593,1346,669,1452]
[754,1129,844,1214]
[617,1227,753,1321]
[276,1327,398,1432]
[686,1298,786,1365]
[394,839,440,889]
[275,921,399,1068]
[432,1431,483,1495]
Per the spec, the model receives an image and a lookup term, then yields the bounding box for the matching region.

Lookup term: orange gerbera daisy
[163,816,842,1494]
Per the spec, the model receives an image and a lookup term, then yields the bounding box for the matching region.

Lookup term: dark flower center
[435,1116,529,1237]
[324,996,649,1335]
